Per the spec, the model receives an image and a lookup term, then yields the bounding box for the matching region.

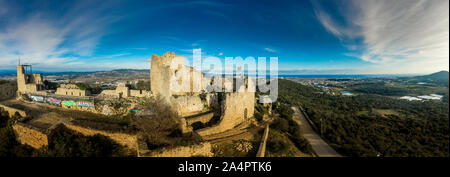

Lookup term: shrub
[75,83,88,90]
[271,118,289,132]
[275,103,294,119]
[132,96,202,149]
[266,130,291,154]
[44,125,126,157]
[254,112,263,122]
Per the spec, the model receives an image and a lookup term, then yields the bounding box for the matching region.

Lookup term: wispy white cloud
[315,0,449,74]
[0,0,121,70]
[103,53,132,58]
[128,47,147,50]
[264,47,277,53]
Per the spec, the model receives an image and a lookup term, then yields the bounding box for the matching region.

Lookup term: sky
[0,0,448,74]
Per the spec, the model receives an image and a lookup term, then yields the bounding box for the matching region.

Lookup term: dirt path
[291,106,342,157]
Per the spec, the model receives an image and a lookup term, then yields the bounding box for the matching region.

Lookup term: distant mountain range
[406,71,449,87]
[415,71,449,81]
[0,68,448,82]
[0,69,148,76]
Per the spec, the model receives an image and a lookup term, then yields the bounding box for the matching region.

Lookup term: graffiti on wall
[76,101,94,107]
[62,100,76,106]
[30,95,44,102]
[45,97,61,106]
[27,94,96,109]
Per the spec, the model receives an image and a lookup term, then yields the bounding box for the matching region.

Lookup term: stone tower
[16,64,45,95]
[150,52,204,101]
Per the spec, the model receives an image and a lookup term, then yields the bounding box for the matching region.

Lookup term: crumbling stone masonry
[0,81,16,100]
[138,141,213,157]
[98,83,151,98]
[12,123,48,149]
[63,123,138,152]
[150,52,203,101]
[196,91,255,136]
[150,52,256,136]
[0,104,27,118]
[55,84,90,96]
[16,64,46,95]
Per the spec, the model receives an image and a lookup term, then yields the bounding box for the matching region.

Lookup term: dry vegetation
[132,97,202,150]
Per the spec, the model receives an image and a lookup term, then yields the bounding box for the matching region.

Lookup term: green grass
[357,109,400,117]
[373,109,399,116]
[265,130,311,157]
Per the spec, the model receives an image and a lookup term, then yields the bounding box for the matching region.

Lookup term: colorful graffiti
[62,100,76,106]
[30,95,44,102]
[45,97,61,106]
[76,101,95,107]
[26,94,96,109]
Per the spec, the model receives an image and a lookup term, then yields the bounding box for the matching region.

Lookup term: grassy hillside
[277,79,449,157]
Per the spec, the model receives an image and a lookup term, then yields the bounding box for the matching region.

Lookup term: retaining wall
[0,104,27,118]
[256,124,269,157]
[62,123,138,151]
[139,142,213,157]
[12,123,48,149]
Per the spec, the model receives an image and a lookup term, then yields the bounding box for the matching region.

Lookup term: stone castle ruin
[16,64,46,96]
[55,84,90,97]
[98,83,151,99]
[7,51,257,155]
[0,81,16,101]
[150,52,255,136]
[12,52,256,136]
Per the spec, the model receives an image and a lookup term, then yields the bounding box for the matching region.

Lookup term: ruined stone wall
[151,52,183,101]
[61,103,97,112]
[171,66,204,96]
[59,84,79,89]
[99,87,150,98]
[115,85,129,98]
[171,95,206,117]
[16,65,45,94]
[11,122,137,152]
[129,90,151,97]
[139,142,213,157]
[0,104,27,117]
[150,52,204,102]
[256,124,269,157]
[17,65,26,93]
[97,90,117,98]
[205,93,219,112]
[196,91,255,136]
[55,87,88,97]
[220,91,255,129]
[185,112,214,126]
[63,123,137,151]
[12,123,48,149]
[30,74,44,85]
[0,82,16,100]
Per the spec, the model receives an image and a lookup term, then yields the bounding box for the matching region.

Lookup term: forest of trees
[277,79,449,157]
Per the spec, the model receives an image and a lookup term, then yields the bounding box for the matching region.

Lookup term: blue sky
[0,0,448,74]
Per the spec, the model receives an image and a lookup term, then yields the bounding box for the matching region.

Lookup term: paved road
[291,106,342,157]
